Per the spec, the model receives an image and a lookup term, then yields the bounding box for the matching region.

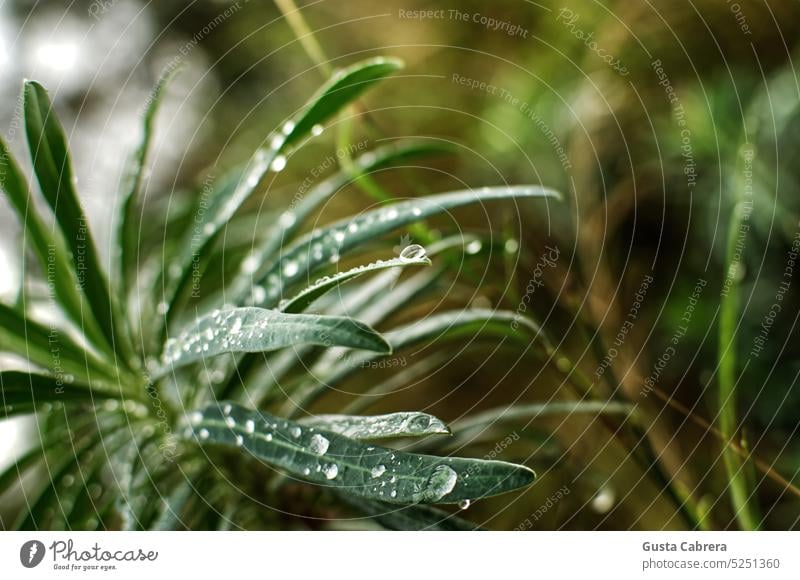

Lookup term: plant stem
[718,150,760,529]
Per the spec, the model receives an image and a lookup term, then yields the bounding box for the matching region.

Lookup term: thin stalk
[718,159,760,530]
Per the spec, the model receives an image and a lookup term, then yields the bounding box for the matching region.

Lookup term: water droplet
[309,433,330,455]
[348,223,358,233]
[225,416,236,428]
[466,240,483,255]
[271,155,287,172]
[279,211,296,228]
[333,231,345,244]
[370,465,386,478]
[156,301,169,315]
[323,463,339,479]
[282,120,295,134]
[230,317,243,334]
[191,412,203,425]
[235,435,244,447]
[591,487,615,514]
[289,426,302,438]
[203,223,215,235]
[400,244,427,262]
[390,490,397,498]
[311,124,324,136]
[241,254,259,274]
[245,420,255,434]
[421,465,458,501]
[505,239,519,253]
[198,428,210,440]
[251,285,266,304]
[283,260,299,277]
[458,499,471,510]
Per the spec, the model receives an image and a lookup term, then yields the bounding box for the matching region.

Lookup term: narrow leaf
[185,402,535,505]
[158,307,390,375]
[162,58,404,320]
[298,412,450,439]
[118,68,179,296]
[0,137,89,334]
[23,81,121,352]
[279,251,430,314]
[254,186,560,306]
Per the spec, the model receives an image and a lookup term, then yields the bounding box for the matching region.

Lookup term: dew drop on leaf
[399,244,426,262]
[271,155,287,172]
[309,433,330,455]
[323,463,339,479]
[370,465,386,478]
[283,260,299,277]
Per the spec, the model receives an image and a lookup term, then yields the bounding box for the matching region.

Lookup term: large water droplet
[322,463,339,479]
[399,244,426,262]
[311,124,324,136]
[271,155,287,172]
[421,465,458,501]
[370,465,386,478]
[466,240,483,255]
[309,433,330,456]
[283,260,299,277]
[458,499,471,510]
[241,254,259,274]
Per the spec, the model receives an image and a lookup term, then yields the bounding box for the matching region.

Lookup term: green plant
[0,56,644,530]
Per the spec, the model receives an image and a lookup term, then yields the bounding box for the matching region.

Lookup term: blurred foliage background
[1,0,799,529]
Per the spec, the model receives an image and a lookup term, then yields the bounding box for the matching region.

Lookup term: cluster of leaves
[0,57,632,530]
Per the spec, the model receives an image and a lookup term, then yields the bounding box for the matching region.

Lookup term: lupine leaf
[161,58,404,321]
[118,68,179,297]
[185,402,535,505]
[253,186,560,306]
[158,307,391,375]
[230,139,451,304]
[290,309,545,413]
[0,137,91,338]
[0,302,115,384]
[23,81,121,353]
[279,252,431,314]
[298,412,451,439]
[0,371,120,415]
